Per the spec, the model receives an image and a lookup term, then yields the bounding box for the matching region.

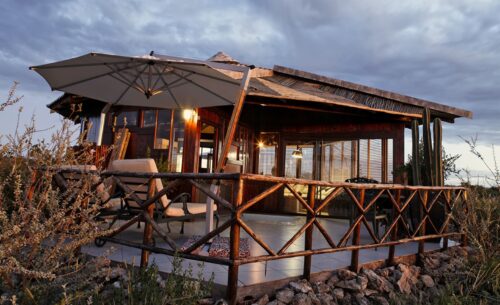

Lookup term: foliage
[396,140,461,185]
[93,258,213,305]
[0,83,115,304]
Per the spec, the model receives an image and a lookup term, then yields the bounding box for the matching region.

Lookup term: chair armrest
[167,192,192,215]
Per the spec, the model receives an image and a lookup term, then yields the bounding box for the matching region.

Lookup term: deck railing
[50,169,468,305]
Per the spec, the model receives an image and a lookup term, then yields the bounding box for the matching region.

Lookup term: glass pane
[170,110,184,172]
[358,139,369,178]
[199,123,216,173]
[387,139,394,183]
[85,116,100,143]
[284,144,314,179]
[143,110,156,128]
[258,146,276,175]
[369,139,383,182]
[116,111,138,126]
[154,109,172,150]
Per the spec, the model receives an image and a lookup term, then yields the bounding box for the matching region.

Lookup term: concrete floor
[83,214,447,287]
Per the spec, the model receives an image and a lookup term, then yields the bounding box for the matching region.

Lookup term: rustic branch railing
[50,169,468,305]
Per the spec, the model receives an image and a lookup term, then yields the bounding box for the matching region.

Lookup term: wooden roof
[48,52,472,123]
[266,65,472,121]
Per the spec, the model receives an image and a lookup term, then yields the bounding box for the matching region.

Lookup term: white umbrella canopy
[30,52,247,109]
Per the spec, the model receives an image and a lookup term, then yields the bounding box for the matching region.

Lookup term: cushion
[164,202,217,217]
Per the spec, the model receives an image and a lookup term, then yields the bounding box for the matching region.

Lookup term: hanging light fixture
[291,146,303,159]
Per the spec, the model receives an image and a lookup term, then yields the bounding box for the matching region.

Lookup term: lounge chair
[108,159,219,235]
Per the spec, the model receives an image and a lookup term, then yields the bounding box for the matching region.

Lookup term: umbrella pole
[215,67,251,173]
[96,104,111,146]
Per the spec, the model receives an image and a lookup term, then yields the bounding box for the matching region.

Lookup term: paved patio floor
[83,214,446,287]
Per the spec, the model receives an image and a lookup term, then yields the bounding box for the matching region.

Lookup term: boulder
[361,269,394,293]
[327,275,341,287]
[276,288,295,304]
[312,281,331,294]
[316,293,335,305]
[332,288,344,300]
[420,275,435,288]
[338,269,357,280]
[335,276,367,292]
[292,293,312,305]
[252,294,269,305]
[290,279,313,294]
[354,293,370,305]
[307,292,321,305]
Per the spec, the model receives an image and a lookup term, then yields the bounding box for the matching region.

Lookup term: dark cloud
[1,0,499,144]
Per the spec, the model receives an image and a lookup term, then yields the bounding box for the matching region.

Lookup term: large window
[83,116,100,143]
[154,110,172,150]
[170,110,184,172]
[116,111,138,126]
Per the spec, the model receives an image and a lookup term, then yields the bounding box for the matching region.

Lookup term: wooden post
[442,190,451,250]
[227,178,243,305]
[417,190,428,261]
[388,189,401,266]
[460,190,468,247]
[140,178,156,267]
[350,189,365,272]
[303,185,316,280]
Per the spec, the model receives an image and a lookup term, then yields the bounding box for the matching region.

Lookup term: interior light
[257,141,265,148]
[291,146,303,159]
[183,109,196,121]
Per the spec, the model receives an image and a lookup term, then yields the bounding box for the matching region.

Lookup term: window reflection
[154,110,172,150]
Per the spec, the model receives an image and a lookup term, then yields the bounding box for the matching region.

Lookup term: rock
[332,288,344,300]
[276,288,295,304]
[369,295,390,305]
[327,275,341,287]
[198,298,214,305]
[361,269,394,293]
[292,293,312,305]
[252,294,269,305]
[363,289,378,296]
[354,293,370,305]
[290,279,313,294]
[316,293,334,305]
[112,281,121,289]
[307,292,321,305]
[335,276,367,292]
[109,267,127,280]
[395,264,419,295]
[312,282,331,294]
[338,269,357,280]
[215,299,229,305]
[340,293,352,305]
[420,275,435,288]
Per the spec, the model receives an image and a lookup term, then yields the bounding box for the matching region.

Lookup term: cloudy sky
[1,0,499,184]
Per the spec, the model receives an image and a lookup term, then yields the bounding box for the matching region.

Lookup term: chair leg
[166,221,171,233]
[180,221,185,234]
[215,212,220,229]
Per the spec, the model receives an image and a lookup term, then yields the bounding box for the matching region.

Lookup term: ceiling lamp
[291,146,303,159]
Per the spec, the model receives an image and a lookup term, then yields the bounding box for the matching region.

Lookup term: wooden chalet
[48,51,472,216]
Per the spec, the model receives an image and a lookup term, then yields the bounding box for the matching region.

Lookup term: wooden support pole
[417,191,428,261]
[140,178,156,267]
[460,190,468,247]
[227,178,243,305]
[388,189,401,266]
[216,68,251,173]
[350,189,365,272]
[442,190,451,250]
[303,185,316,280]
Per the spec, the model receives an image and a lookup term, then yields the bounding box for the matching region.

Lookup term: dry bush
[0,84,114,304]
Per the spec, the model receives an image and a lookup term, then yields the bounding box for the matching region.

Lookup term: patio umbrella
[30,52,250,144]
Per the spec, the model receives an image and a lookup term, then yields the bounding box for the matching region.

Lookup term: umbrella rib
[150,64,171,93]
[53,63,143,91]
[113,64,149,105]
[152,65,181,108]
[170,70,235,105]
[173,65,241,86]
[105,64,140,87]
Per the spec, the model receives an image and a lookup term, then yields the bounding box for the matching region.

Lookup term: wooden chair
[108,159,219,235]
